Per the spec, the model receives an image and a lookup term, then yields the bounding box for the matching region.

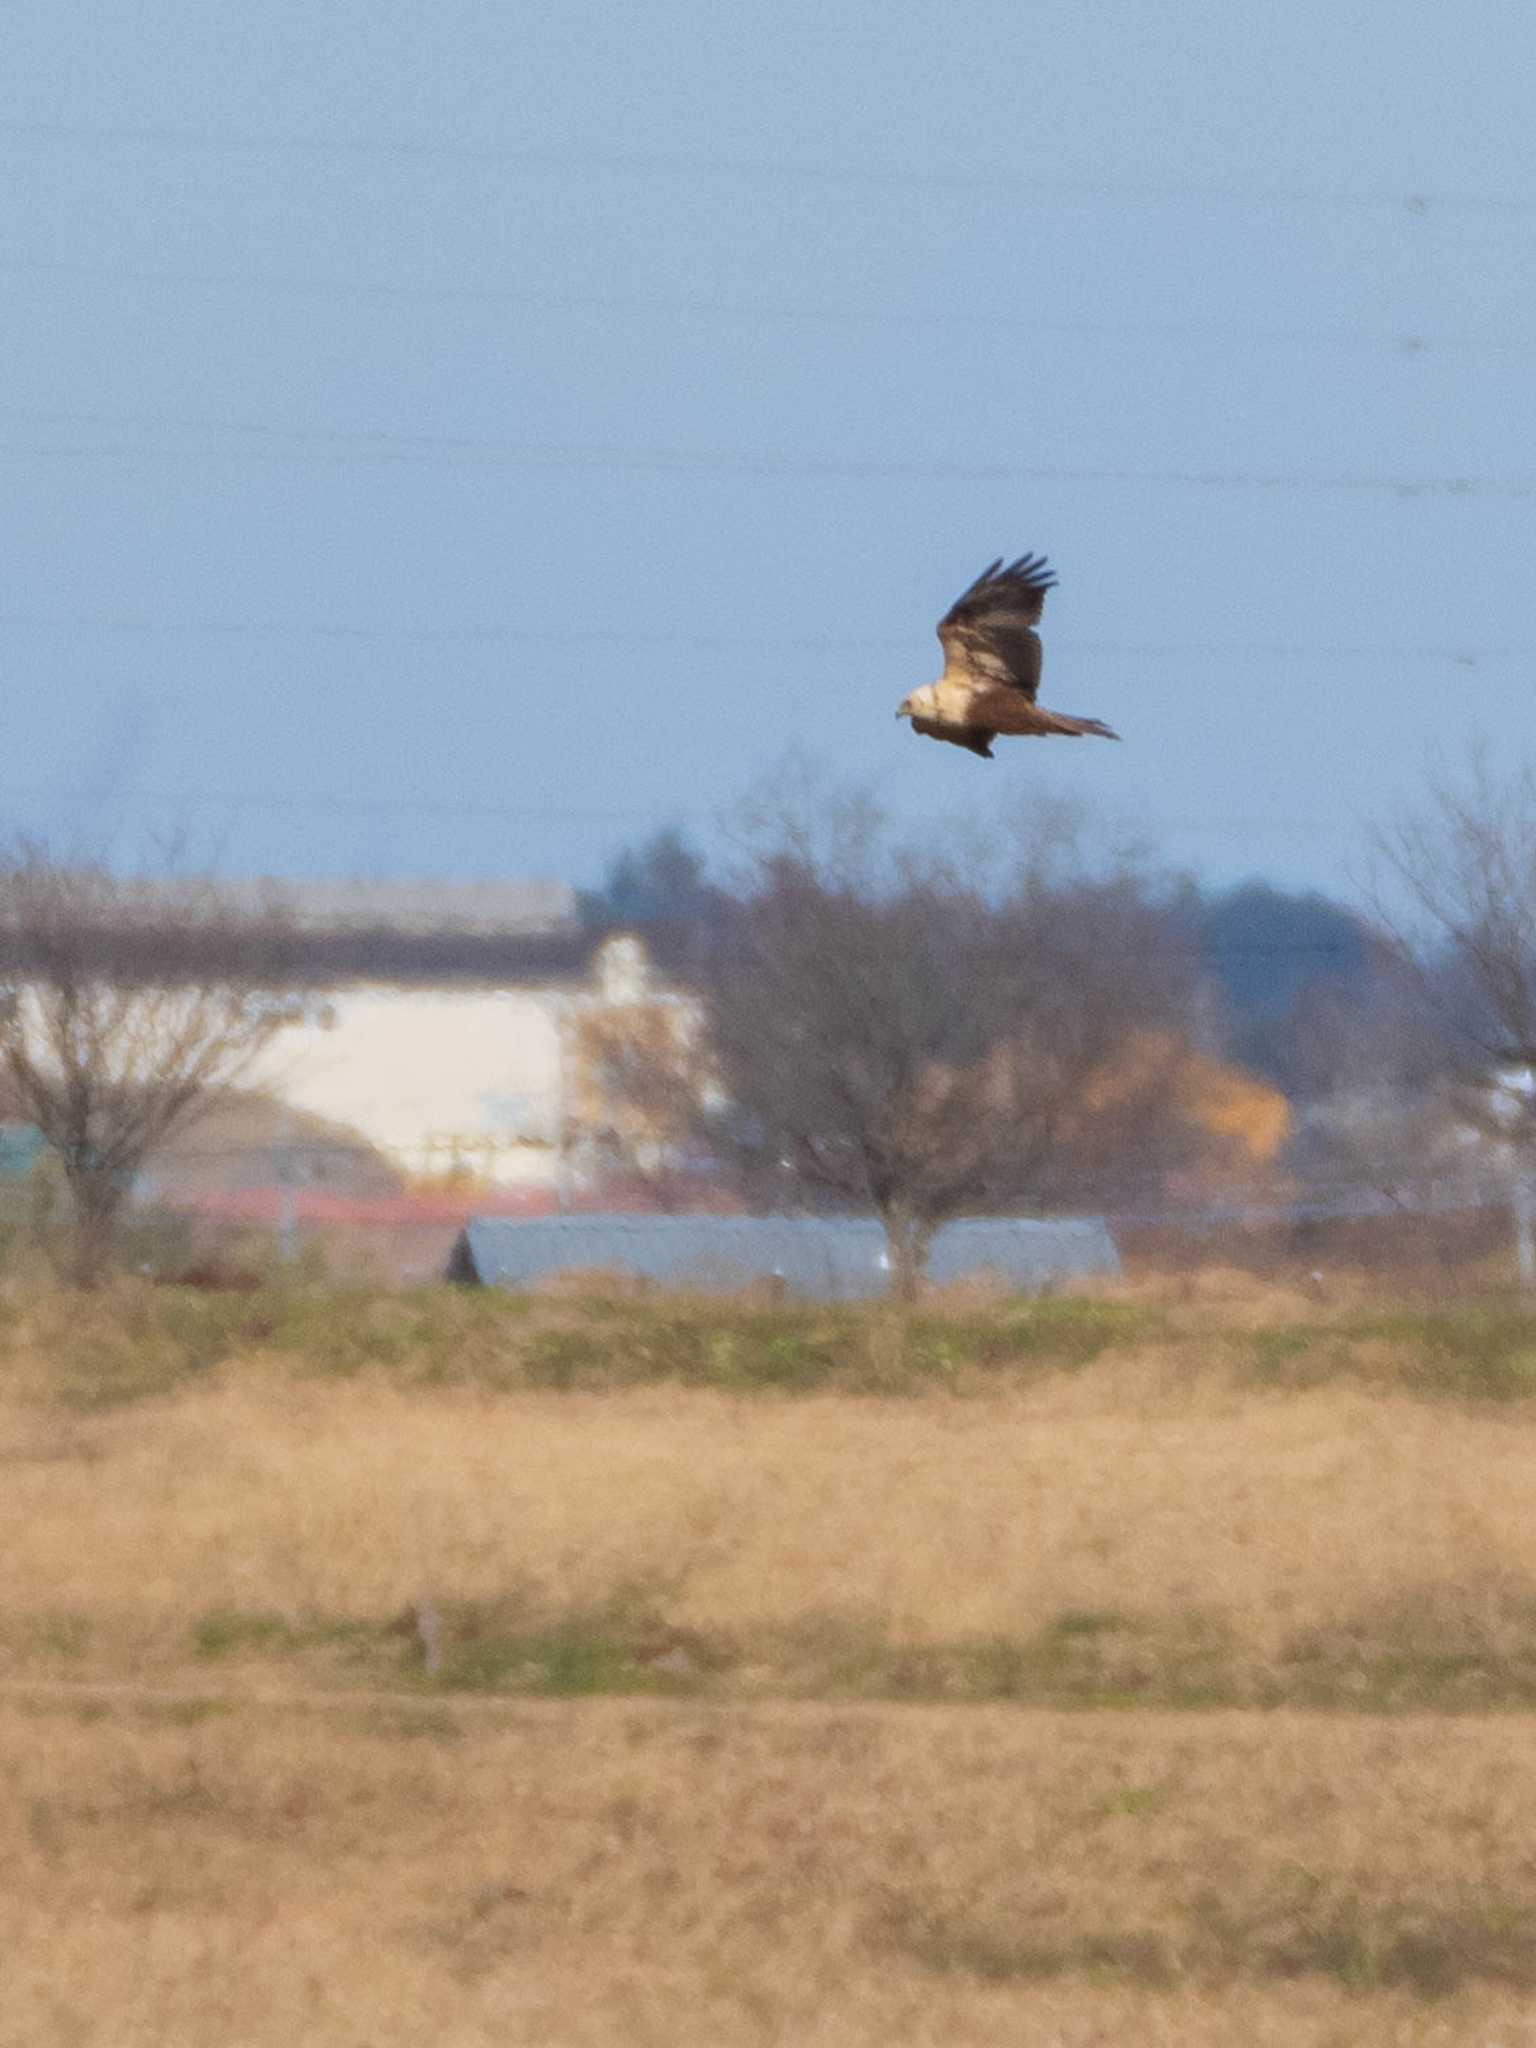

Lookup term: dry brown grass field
[8,1271,1536,2041]
[13,1695,1536,2046]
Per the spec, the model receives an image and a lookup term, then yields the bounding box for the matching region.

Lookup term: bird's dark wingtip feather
[1001,551,1057,589]
[951,551,1058,613]
[948,558,1003,608]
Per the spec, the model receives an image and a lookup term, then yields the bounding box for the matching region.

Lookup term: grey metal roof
[449,1214,1120,1299]
[276,878,577,935]
[109,876,578,937]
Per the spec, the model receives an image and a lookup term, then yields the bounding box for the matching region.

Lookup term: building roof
[112,876,578,937]
[0,875,588,987]
[449,1214,1120,1299]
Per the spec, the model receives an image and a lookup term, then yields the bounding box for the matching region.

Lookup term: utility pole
[1484,1058,1536,1292]
[551,998,571,1214]
[1515,1169,1536,1292]
[276,1104,299,1265]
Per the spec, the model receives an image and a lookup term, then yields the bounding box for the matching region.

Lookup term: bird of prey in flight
[896,554,1119,759]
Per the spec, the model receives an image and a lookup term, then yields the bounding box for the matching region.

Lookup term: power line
[0,786,1371,840]
[1,114,1528,217]
[0,786,683,822]
[3,254,1525,360]
[3,422,1533,497]
[0,612,1524,669]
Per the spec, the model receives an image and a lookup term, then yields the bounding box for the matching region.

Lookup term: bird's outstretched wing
[936,553,1056,702]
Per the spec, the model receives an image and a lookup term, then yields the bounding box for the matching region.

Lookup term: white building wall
[256,986,568,1186]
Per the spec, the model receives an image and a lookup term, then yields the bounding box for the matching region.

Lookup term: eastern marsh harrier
[896,554,1118,759]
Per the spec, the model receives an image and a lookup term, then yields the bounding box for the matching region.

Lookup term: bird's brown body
[896,553,1118,758]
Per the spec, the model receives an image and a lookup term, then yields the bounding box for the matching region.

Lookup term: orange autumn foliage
[1079,1031,1291,1173]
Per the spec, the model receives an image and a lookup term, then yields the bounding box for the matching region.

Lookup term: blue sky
[4,1,1533,899]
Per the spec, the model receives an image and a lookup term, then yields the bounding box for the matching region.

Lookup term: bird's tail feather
[1037,708,1120,740]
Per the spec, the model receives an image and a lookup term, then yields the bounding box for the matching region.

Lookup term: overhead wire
[0,612,1526,669]
[3,255,1528,360]
[2,421,1532,496]
[0,786,680,822]
[0,787,1363,841]
[1,114,1530,217]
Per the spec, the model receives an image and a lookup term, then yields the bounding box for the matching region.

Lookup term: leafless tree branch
[0,843,302,1284]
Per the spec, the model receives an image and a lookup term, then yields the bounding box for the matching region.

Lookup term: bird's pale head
[896,685,937,721]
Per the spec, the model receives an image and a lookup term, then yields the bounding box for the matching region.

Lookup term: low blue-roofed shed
[448,1214,1119,1298]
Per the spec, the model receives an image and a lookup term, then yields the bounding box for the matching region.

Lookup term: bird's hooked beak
[895,696,913,720]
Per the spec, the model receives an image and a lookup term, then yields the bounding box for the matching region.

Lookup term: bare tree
[0,844,300,1285]
[1365,761,1536,1304]
[667,791,1201,1297]
[1372,756,1536,1140]
[564,993,718,1206]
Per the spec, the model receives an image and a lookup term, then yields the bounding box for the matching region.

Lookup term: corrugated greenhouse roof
[449,1214,1120,1298]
